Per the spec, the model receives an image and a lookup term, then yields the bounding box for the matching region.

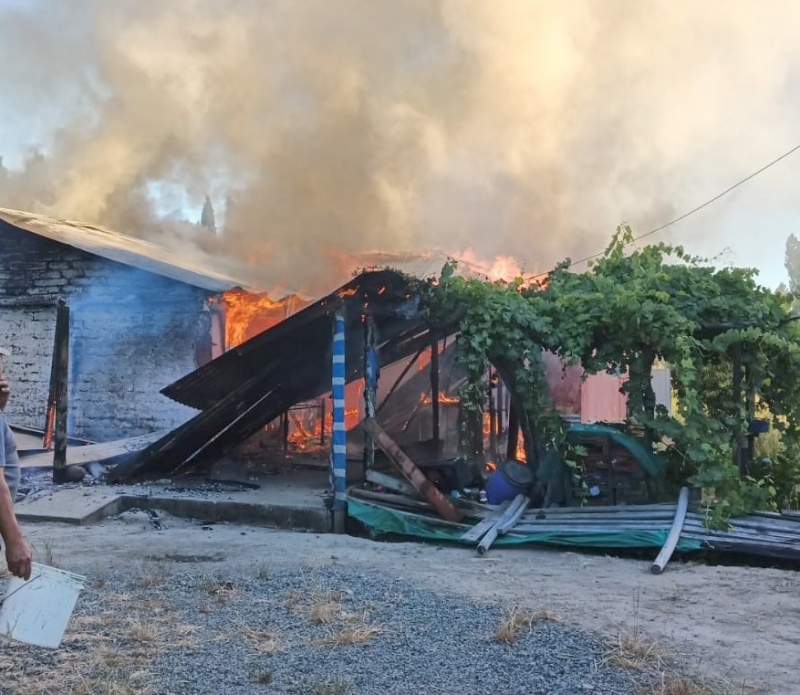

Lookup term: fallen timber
[347,487,800,563]
[476,494,531,556]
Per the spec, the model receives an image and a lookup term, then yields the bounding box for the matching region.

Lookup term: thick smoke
[1,0,799,293]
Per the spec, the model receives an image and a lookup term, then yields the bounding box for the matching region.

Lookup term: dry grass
[284,588,344,616]
[637,671,751,695]
[239,624,287,654]
[104,592,133,603]
[200,577,241,605]
[284,585,385,649]
[313,622,385,648]
[0,599,200,695]
[604,630,672,672]
[135,562,168,589]
[605,620,748,695]
[492,606,560,644]
[649,677,715,695]
[310,595,342,624]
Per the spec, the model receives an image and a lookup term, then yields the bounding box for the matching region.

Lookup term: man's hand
[0,378,9,411]
[6,537,32,580]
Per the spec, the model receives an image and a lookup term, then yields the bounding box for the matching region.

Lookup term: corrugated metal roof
[0,206,247,292]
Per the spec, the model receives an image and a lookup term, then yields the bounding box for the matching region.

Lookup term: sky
[1,0,799,293]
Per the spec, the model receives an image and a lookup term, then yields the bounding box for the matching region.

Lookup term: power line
[527,141,800,281]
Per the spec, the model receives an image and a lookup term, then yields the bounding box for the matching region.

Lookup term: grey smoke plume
[1,0,799,293]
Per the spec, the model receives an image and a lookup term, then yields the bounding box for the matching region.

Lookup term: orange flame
[454,249,524,283]
[421,392,461,405]
[515,433,526,462]
[285,404,361,451]
[220,290,306,349]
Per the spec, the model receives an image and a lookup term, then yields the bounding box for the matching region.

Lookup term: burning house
[0,206,472,460]
[1,204,674,522]
[0,207,309,443]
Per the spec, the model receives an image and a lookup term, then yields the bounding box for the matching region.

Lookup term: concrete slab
[15,488,125,525]
[15,468,333,532]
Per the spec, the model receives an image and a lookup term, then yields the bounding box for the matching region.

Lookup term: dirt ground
[17,514,800,695]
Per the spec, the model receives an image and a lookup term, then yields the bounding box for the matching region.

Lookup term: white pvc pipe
[650,487,689,574]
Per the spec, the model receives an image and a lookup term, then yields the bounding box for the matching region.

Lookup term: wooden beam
[52,300,70,483]
[430,334,440,443]
[365,469,418,497]
[460,499,512,542]
[22,431,167,468]
[363,417,463,523]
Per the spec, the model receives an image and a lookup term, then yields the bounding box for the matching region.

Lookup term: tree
[785,233,800,291]
[425,226,800,523]
[200,195,216,234]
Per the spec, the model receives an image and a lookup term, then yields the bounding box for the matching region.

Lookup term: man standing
[0,347,32,580]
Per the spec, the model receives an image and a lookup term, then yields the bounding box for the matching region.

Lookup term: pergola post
[363,316,377,480]
[331,312,347,533]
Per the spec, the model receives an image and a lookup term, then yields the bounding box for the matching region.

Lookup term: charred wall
[0,221,215,441]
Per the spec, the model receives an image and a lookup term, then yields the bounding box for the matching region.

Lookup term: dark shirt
[0,412,21,502]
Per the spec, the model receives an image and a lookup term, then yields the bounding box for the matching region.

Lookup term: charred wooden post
[363,417,463,523]
[488,372,498,461]
[281,411,289,451]
[319,398,326,445]
[331,312,347,533]
[363,316,377,480]
[43,305,60,450]
[52,300,70,483]
[430,333,440,445]
[506,404,519,460]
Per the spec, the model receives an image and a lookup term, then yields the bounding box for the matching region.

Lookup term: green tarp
[347,497,703,552]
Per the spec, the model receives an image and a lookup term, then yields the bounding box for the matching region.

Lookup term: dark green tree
[425,226,800,523]
[200,195,216,234]
[785,233,800,291]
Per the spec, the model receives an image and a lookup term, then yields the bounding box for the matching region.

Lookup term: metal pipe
[652,487,689,573]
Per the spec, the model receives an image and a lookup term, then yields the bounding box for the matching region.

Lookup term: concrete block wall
[0,220,216,441]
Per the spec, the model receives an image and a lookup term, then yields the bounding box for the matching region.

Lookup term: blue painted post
[331,312,347,533]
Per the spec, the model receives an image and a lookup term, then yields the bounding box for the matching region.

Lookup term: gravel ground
[3,563,647,695]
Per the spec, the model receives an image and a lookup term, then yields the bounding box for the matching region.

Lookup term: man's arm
[0,472,31,580]
[0,378,9,412]
[0,407,32,580]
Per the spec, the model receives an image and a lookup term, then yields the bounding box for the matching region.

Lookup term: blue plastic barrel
[485,459,533,505]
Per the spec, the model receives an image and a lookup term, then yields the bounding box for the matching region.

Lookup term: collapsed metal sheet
[109,270,434,481]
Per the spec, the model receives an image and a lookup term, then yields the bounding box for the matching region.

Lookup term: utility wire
[527,141,800,281]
